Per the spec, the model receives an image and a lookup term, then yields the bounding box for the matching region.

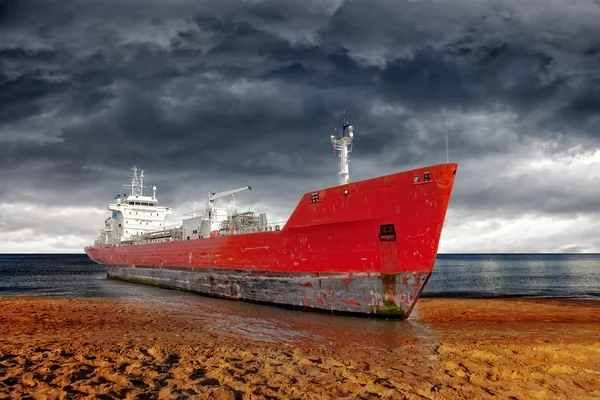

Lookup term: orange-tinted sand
[1,297,599,399]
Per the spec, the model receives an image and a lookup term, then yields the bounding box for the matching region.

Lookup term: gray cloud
[1,0,599,252]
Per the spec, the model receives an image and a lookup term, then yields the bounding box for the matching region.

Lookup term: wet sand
[0,297,599,399]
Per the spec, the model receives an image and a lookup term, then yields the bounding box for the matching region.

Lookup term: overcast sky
[1,0,599,253]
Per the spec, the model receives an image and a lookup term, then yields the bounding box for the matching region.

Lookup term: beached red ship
[85,119,457,318]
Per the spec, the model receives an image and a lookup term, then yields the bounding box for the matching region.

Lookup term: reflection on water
[101,277,434,350]
[1,253,599,349]
[480,258,502,294]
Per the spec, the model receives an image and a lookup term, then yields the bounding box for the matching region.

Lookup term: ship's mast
[139,169,145,196]
[123,166,149,197]
[330,111,354,185]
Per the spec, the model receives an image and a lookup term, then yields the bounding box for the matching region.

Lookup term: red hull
[86,163,457,318]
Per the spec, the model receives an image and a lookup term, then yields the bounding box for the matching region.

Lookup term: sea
[0,253,598,346]
[1,253,598,299]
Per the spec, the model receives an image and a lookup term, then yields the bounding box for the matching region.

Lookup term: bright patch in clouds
[440,212,598,253]
[439,143,600,253]
[0,204,105,253]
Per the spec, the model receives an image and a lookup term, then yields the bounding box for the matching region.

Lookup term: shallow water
[0,253,598,347]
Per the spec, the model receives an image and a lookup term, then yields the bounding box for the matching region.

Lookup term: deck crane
[207,186,251,208]
[205,186,252,220]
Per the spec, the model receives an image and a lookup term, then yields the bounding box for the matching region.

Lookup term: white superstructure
[94,167,277,246]
[95,167,172,245]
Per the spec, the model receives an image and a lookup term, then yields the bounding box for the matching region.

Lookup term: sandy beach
[1,297,599,399]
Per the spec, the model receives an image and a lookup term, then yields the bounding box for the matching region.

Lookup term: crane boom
[207,186,251,207]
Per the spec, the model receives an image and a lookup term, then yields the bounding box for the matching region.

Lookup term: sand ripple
[0,297,599,399]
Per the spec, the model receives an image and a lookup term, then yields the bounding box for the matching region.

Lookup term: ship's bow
[284,162,458,318]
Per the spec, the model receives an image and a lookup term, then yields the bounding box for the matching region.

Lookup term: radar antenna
[123,166,149,197]
[330,110,354,185]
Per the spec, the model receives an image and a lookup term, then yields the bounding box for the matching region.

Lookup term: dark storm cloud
[1,0,600,249]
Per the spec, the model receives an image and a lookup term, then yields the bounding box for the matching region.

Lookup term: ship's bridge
[109,195,172,241]
[95,167,173,245]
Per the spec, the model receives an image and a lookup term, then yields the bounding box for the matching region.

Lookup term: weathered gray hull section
[105,265,431,319]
